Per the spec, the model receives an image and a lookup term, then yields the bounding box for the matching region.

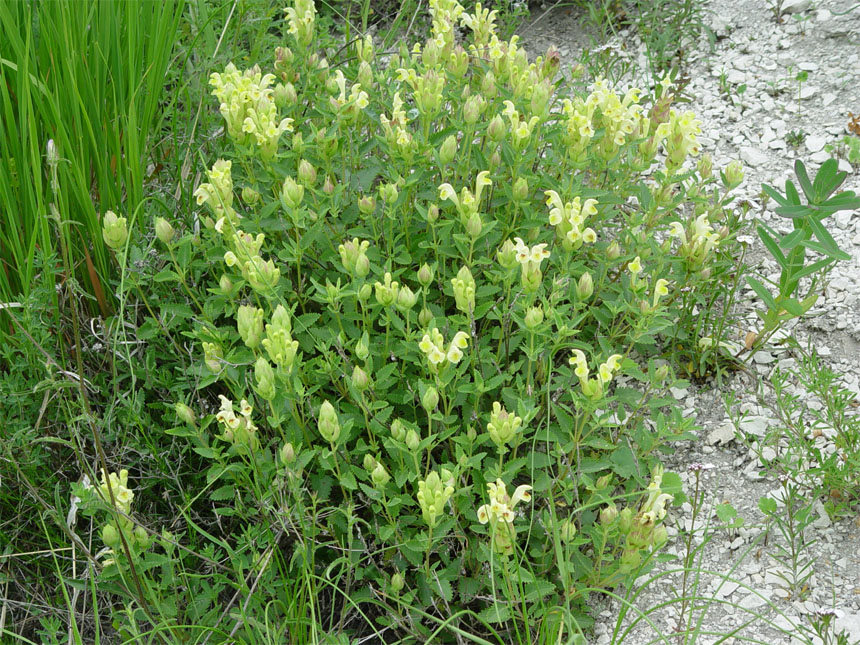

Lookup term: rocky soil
[520,1,860,642]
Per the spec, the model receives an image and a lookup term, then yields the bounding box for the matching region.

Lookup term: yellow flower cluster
[194,159,239,233]
[476,479,532,555]
[395,66,445,116]
[654,108,702,170]
[669,214,720,266]
[417,469,455,528]
[501,100,540,150]
[562,79,645,161]
[617,466,672,570]
[215,395,260,452]
[329,70,369,121]
[262,305,299,371]
[438,171,492,229]
[97,469,134,513]
[569,350,623,399]
[419,328,469,370]
[460,2,497,47]
[512,237,550,293]
[544,190,598,251]
[284,0,316,48]
[379,92,416,160]
[223,229,280,293]
[209,64,293,160]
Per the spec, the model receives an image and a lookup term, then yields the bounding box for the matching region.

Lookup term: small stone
[707,423,737,446]
[739,592,768,609]
[804,135,827,152]
[834,210,853,229]
[717,581,740,597]
[798,86,817,100]
[753,350,775,364]
[760,446,777,462]
[780,0,811,13]
[810,151,830,164]
[837,159,853,174]
[740,146,769,167]
[741,416,770,437]
[835,613,860,640]
[669,386,688,400]
[770,138,787,150]
[822,92,837,107]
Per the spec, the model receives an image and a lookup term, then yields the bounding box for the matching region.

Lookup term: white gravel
[520,1,860,642]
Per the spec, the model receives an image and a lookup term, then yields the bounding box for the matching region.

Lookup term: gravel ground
[519,1,860,642]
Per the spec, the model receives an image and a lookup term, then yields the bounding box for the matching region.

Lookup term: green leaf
[758,496,777,514]
[761,183,789,207]
[210,485,235,501]
[746,277,777,311]
[610,444,638,478]
[794,159,814,203]
[806,217,850,260]
[777,228,807,252]
[756,225,786,267]
[810,158,843,200]
[153,269,180,283]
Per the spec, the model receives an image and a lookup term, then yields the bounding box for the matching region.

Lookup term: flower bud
[358,195,376,215]
[379,182,399,205]
[280,442,296,465]
[297,160,317,188]
[652,524,668,548]
[465,212,482,239]
[254,357,276,401]
[467,425,477,442]
[354,253,370,279]
[607,241,621,260]
[576,272,594,300]
[396,285,418,312]
[237,305,264,349]
[363,454,377,473]
[497,239,518,269]
[600,505,618,526]
[422,386,439,412]
[390,418,406,442]
[355,333,370,362]
[242,186,261,205]
[202,342,222,373]
[619,508,633,534]
[352,365,371,391]
[524,306,543,330]
[174,402,196,427]
[371,462,390,487]
[318,400,341,444]
[487,114,505,142]
[655,363,670,383]
[417,264,433,287]
[405,428,420,451]
[390,573,405,594]
[102,210,128,250]
[512,177,529,202]
[560,518,577,542]
[357,61,373,89]
[322,175,335,195]
[274,82,296,108]
[426,203,439,223]
[102,523,121,549]
[155,217,175,244]
[213,278,230,301]
[489,150,501,170]
[620,549,641,571]
[418,307,433,328]
[439,135,457,165]
[463,94,485,125]
[291,132,304,155]
[481,71,496,99]
[281,176,304,210]
[722,159,744,189]
[358,283,372,302]
[697,153,713,180]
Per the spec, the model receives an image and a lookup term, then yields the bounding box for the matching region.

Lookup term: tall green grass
[0,0,185,318]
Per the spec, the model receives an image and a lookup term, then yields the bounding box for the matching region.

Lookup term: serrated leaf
[478,603,511,624]
[610,445,638,478]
